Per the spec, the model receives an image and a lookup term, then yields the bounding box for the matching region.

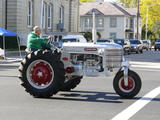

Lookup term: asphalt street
[0,50,160,120]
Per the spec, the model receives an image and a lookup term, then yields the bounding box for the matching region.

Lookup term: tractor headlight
[98,48,104,55]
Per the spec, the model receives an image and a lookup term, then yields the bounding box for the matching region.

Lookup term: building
[0,0,6,28]
[0,0,80,46]
[79,2,142,39]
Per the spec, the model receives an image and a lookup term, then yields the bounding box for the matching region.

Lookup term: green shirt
[27,32,50,49]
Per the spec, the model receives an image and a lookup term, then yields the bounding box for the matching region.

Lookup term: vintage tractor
[18,10,141,99]
[18,40,141,98]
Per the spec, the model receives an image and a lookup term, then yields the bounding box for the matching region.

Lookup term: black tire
[128,49,131,55]
[18,50,65,98]
[155,48,157,51]
[140,49,143,53]
[136,49,139,54]
[60,76,82,91]
[113,70,142,98]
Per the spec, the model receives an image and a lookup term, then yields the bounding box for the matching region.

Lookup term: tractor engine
[70,53,103,76]
[62,42,123,77]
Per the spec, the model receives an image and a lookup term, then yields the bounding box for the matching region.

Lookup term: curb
[0,58,23,64]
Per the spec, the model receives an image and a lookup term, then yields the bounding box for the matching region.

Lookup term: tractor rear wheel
[60,76,82,91]
[18,50,65,98]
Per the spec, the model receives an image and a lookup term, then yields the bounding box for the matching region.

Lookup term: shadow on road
[48,90,123,104]
[132,97,160,102]
[46,90,160,103]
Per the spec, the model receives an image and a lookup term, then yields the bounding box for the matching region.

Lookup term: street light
[145,3,160,40]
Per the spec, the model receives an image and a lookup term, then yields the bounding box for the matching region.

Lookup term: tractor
[18,40,141,98]
[18,9,141,99]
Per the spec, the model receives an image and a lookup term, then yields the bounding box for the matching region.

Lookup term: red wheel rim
[27,60,54,89]
[119,77,135,93]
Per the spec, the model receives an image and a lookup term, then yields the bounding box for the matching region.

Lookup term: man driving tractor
[27,26,52,51]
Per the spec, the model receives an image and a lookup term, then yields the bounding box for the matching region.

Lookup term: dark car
[154,38,160,51]
[97,39,114,43]
[130,39,143,54]
[113,39,131,55]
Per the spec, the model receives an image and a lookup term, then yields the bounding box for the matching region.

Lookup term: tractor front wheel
[113,70,142,98]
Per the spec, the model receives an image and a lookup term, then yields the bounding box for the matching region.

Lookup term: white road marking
[112,86,160,120]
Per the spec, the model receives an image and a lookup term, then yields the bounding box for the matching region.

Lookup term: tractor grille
[105,49,123,68]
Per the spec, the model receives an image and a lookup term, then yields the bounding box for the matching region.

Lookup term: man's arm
[29,34,48,43]
[41,42,51,49]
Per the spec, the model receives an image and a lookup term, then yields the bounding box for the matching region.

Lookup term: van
[62,35,87,43]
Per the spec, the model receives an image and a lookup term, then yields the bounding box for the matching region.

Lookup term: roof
[125,8,137,16]
[80,2,137,16]
[0,28,18,37]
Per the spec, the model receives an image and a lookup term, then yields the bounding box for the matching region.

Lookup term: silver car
[130,39,143,54]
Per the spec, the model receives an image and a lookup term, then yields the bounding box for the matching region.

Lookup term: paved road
[0,50,160,120]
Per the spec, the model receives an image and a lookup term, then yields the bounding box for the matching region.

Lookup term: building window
[60,6,64,23]
[110,17,117,28]
[110,33,117,39]
[28,0,33,27]
[96,17,104,28]
[126,18,129,28]
[42,2,46,29]
[85,18,90,28]
[84,17,92,28]
[48,4,52,29]
[130,18,134,28]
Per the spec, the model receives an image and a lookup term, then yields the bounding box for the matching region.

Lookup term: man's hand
[47,36,53,40]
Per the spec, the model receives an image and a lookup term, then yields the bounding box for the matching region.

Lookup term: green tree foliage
[80,0,93,2]
[118,0,138,8]
[119,0,160,30]
[81,31,101,42]
[119,0,160,39]
[140,0,160,30]
[151,21,160,38]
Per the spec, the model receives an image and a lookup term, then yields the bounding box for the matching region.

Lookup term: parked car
[113,39,131,55]
[61,35,87,43]
[97,39,114,43]
[130,39,143,54]
[142,40,151,50]
[154,38,160,51]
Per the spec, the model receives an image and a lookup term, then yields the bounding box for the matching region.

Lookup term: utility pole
[136,0,140,39]
[92,8,97,44]
[5,0,7,29]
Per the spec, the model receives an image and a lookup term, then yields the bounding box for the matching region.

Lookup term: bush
[81,31,101,42]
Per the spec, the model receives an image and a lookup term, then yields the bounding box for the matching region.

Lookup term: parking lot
[0,50,160,120]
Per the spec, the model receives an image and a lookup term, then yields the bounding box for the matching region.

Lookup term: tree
[81,31,101,42]
[118,0,138,8]
[119,0,160,39]
[151,21,160,38]
[80,0,93,2]
[140,0,160,30]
